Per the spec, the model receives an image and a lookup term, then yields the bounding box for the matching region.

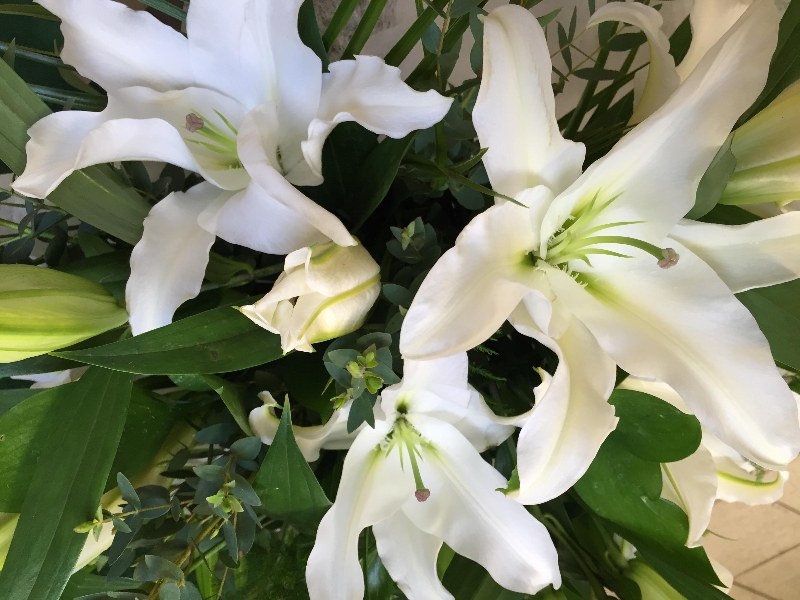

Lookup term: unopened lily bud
[627,559,684,599]
[720,80,800,209]
[240,241,380,353]
[0,265,129,363]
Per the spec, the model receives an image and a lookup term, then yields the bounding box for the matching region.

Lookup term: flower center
[383,417,431,502]
[536,191,679,270]
[184,110,243,170]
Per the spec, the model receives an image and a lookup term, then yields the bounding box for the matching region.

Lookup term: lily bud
[720,80,800,210]
[240,241,380,353]
[627,559,684,599]
[0,265,129,363]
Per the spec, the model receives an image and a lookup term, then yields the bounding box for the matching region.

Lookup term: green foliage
[253,398,332,533]
[56,304,282,375]
[0,367,133,600]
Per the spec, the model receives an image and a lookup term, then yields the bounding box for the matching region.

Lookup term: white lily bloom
[13,0,451,335]
[295,353,560,600]
[621,377,791,547]
[239,241,380,353]
[401,0,800,484]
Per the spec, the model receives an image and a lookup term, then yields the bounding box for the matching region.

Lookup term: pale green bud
[239,241,380,353]
[627,559,685,600]
[0,265,129,363]
[721,80,800,208]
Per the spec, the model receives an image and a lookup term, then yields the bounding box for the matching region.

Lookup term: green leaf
[204,252,253,285]
[55,305,282,375]
[0,367,133,600]
[737,278,800,373]
[253,398,332,533]
[298,0,329,71]
[0,57,149,244]
[347,394,376,433]
[322,0,361,51]
[610,388,702,463]
[538,9,562,28]
[739,0,800,123]
[573,68,621,81]
[342,0,390,60]
[0,5,59,20]
[60,572,138,600]
[443,554,526,600]
[451,0,483,18]
[0,383,183,512]
[638,551,731,600]
[133,555,185,583]
[384,0,450,67]
[202,375,255,436]
[686,135,737,219]
[137,0,186,21]
[0,387,38,417]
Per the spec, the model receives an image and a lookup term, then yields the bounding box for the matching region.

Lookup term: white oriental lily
[401,0,800,486]
[12,0,451,335]
[262,353,560,600]
[621,377,792,548]
[588,0,790,124]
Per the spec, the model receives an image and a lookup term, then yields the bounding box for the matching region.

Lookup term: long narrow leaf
[0,368,134,600]
[342,0,389,60]
[385,0,450,67]
[322,0,361,51]
[138,0,186,21]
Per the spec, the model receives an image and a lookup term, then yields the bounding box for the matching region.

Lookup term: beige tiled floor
[703,459,800,600]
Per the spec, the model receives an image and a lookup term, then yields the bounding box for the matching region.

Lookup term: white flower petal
[451,389,516,453]
[473,5,585,197]
[306,420,414,600]
[661,446,718,547]
[249,395,363,462]
[677,0,753,81]
[587,2,679,125]
[37,0,192,91]
[198,180,329,255]
[544,246,800,470]
[403,354,470,392]
[715,457,788,505]
[373,511,452,600]
[301,56,452,181]
[509,307,617,504]
[245,0,322,168]
[670,214,800,293]
[400,199,542,360]
[126,183,220,335]
[403,415,561,595]
[237,105,355,248]
[305,242,381,297]
[543,0,779,246]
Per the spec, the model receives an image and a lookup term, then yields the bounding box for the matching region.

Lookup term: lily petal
[587,2,679,125]
[197,180,329,255]
[509,306,617,504]
[403,415,561,595]
[37,0,192,92]
[661,447,718,547]
[544,246,800,469]
[401,193,545,360]
[237,104,355,248]
[715,457,788,505]
[670,214,800,293]
[373,511,452,600]
[249,394,363,462]
[302,55,452,182]
[306,421,414,600]
[677,0,753,81]
[543,0,779,246]
[473,5,585,197]
[126,183,220,334]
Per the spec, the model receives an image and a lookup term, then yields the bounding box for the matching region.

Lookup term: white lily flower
[298,353,560,600]
[12,0,451,335]
[621,377,791,548]
[239,241,380,353]
[401,0,800,484]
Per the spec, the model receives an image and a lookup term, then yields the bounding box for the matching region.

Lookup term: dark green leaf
[0,368,133,600]
[606,32,647,52]
[347,394,376,433]
[573,68,621,81]
[116,473,140,511]
[202,375,255,436]
[204,252,253,285]
[639,551,731,600]
[669,17,692,64]
[230,437,262,461]
[253,398,332,532]
[342,0,390,60]
[298,0,329,71]
[538,8,561,28]
[0,387,38,417]
[686,135,737,219]
[60,572,137,600]
[610,388,702,462]
[451,0,483,18]
[322,0,361,51]
[737,278,800,373]
[55,306,282,375]
[385,0,450,66]
[137,0,186,21]
[133,555,185,583]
